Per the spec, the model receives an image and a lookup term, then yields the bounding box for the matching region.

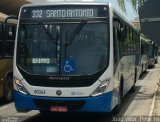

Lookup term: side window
[113,27,118,65]
[6,24,16,41]
[113,23,120,66]
[141,44,145,54]
[0,23,4,56]
[0,24,16,57]
[135,34,140,51]
[12,25,16,39]
[0,42,3,56]
[130,30,133,52]
[0,23,4,41]
[0,41,14,57]
[124,26,128,53]
[127,27,131,52]
[132,32,136,51]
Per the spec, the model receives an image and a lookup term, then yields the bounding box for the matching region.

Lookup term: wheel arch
[3,70,13,96]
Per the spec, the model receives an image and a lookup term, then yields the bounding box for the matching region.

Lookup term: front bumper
[14,90,113,113]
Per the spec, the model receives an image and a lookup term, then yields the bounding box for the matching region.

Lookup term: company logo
[56,90,62,96]
[49,76,70,80]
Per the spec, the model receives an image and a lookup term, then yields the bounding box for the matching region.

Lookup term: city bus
[0,14,17,101]
[147,42,158,68]
[139,35,149,75]
[14,2,140,113]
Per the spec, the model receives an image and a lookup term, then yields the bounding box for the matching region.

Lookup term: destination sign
[21,6,108,19]
[32,9,95,18]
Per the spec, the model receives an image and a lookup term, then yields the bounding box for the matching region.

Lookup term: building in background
[139,0,160,45]
[132,17,140,29]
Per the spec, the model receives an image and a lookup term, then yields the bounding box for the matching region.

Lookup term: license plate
[50,106,68,112]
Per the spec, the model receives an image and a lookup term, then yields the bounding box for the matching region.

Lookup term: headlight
[91,78,111,97]
[15,78,30,95]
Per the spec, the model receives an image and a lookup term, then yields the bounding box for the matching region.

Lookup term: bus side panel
[113,56,133,104]
[117,55,135,96]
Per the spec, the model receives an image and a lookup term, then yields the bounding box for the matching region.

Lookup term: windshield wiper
[38,21,56,44]
[65,19,87,46]
[64,19,87,58]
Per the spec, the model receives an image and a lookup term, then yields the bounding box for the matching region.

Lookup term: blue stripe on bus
[14,90,113,112]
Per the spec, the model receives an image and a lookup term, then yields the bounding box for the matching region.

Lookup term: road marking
[148,71,160,122]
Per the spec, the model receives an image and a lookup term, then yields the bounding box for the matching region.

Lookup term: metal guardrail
[141,17,160,23]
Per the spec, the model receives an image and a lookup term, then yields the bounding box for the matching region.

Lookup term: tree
[117,0,138,13]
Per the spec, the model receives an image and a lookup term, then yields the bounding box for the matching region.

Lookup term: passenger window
[6,24,16,41]
[0,23,4,41]
[0,41,14,57]
[113,26,120,66]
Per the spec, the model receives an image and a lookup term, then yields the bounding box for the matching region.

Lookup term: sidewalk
[118,63,160,116]
[153,64,160,116]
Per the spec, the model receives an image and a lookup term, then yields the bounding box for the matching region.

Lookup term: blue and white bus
[147,42,158,67]
[139,35,149,75]
[14,2,140,113]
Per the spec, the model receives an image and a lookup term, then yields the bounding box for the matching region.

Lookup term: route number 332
[32,10,43,18]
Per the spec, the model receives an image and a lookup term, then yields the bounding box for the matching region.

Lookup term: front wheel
[4,76,13,102]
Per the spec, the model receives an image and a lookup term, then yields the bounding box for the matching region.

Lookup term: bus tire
[4,76,13,102]
[112,76,123,114]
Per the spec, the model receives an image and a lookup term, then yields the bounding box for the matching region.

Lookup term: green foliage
[117,0,138,13]
[130,0,138,12]
[117,0,126,13]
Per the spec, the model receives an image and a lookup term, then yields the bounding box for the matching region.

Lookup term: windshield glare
[17,22,109,76]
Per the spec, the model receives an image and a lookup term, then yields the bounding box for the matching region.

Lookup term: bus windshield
[17,21,109,76]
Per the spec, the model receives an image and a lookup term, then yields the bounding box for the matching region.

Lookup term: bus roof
[21,2,109,7]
